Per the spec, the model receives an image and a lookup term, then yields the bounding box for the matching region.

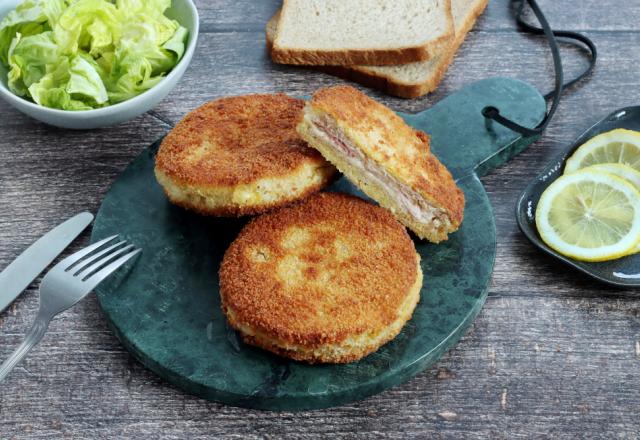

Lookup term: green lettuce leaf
[116,0,172,15]
[0,0,66,64]
[67,54,108,105]
[106,54,164,104]
[7,34,27,96]
[7,31,59,94]
[28,54,107,110]
[162,25,187,60]
[53,0,122,57]
[28,56,71,108]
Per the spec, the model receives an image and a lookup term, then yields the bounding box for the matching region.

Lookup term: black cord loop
[482,0,597,137]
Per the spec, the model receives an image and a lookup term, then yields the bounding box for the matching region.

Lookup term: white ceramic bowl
[0,0,199,129]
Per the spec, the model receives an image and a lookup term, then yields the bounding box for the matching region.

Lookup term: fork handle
[0,312,51,383]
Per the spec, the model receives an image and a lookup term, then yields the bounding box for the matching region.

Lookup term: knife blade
[0,212,94,314]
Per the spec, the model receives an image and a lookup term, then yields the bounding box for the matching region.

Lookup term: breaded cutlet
[154,94,337,216]
[297,85,465,242]
[219,192,422,364]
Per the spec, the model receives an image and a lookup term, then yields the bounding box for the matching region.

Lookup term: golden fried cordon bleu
[297,85,464,242]
[155,94,337,216]
[219,192,422,364]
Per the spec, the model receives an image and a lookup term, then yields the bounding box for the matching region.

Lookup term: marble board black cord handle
[482,0,598,137]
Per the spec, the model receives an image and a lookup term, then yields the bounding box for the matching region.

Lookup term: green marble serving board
[91,77,546,411]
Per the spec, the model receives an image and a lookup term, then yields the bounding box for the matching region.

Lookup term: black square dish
[516,106,640,288]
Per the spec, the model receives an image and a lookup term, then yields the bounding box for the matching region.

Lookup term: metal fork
[0,235,141,383]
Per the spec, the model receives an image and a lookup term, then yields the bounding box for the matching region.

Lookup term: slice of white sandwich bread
[266,0,488,98]
[270,0,455,66]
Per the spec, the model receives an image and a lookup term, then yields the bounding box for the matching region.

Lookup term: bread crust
[265,0,488,98]
[270,0,455,66]
[270,42,451,67]
[219,192,422,364]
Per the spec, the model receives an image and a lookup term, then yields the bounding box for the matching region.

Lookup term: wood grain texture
[194,0,640,32]
[1,0,640,438]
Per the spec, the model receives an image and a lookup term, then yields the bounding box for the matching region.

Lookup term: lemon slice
[535,169,640,261]
[564,129,640,173]
[568,164,640,254]
[577,163,640,188]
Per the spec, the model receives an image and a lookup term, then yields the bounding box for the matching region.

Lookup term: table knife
[0,212,94,314]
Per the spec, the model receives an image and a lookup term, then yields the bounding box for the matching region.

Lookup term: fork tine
[77,244,136,279]
[82,248,141,286]
[72,242,131,276]
[59,235,119,270]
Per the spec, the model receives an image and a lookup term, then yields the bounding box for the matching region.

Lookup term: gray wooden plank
[478,0,640,32]
[194,0,281,32]
[0,114,169,254]
[193,0,640,33]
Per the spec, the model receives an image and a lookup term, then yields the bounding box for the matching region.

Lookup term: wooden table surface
[1,1,639,438]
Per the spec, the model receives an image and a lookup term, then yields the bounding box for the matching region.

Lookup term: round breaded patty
[219,192,422,364]
[154,94,337,216]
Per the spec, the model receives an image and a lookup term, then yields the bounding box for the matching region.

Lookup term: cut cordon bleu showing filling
[297,85,464,242]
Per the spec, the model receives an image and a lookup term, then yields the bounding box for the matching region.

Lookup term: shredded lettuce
[0,0,187,110]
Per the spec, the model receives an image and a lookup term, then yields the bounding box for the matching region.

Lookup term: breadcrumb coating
[219,192,422,363]
[154,94,337,216]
